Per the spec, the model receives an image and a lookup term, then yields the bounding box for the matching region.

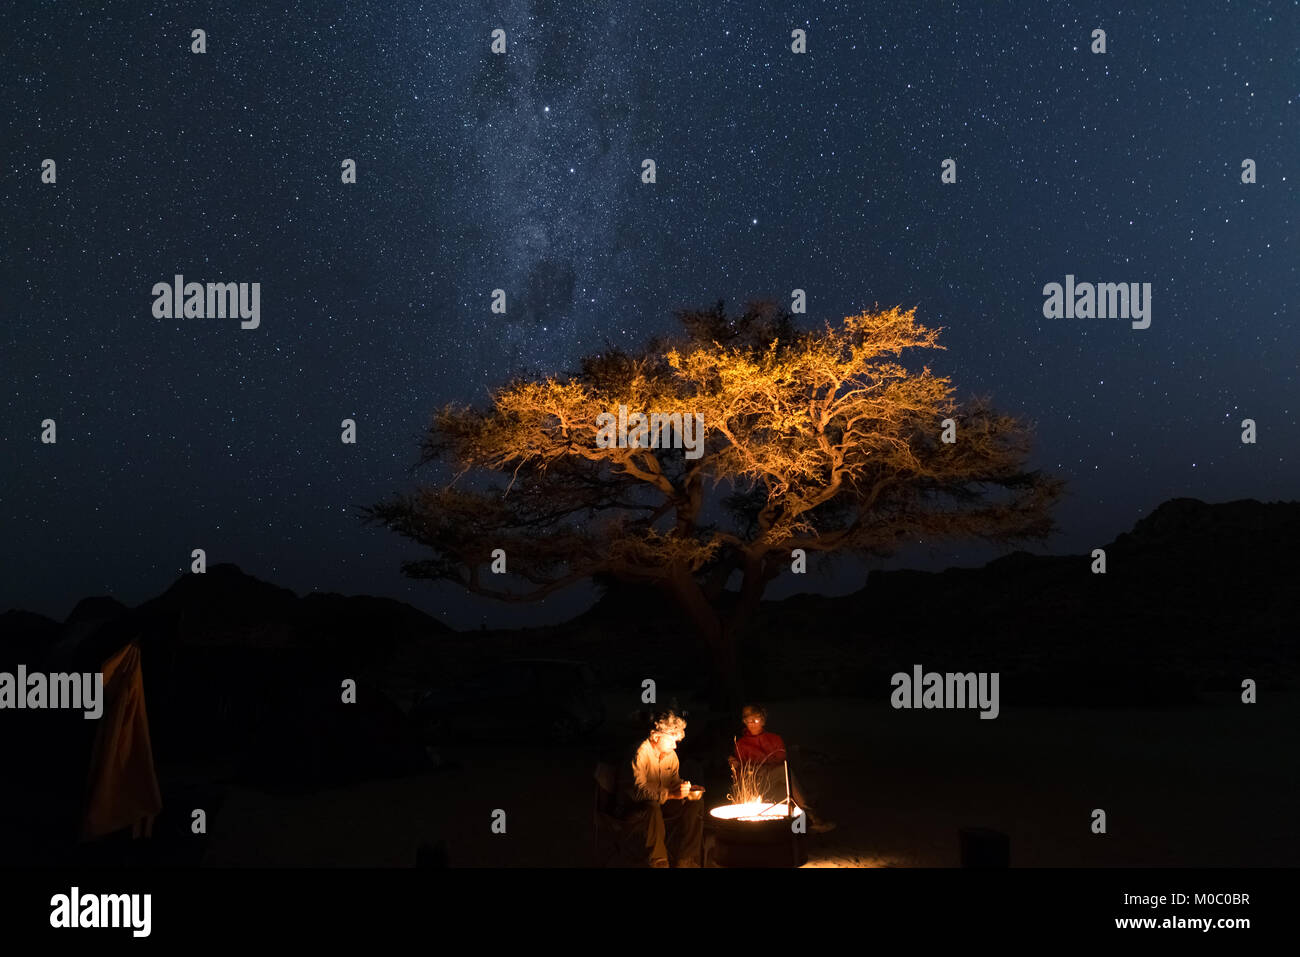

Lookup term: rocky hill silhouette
[414,496,1300,706]
[0,563,450,801]
[3,497,1296,749]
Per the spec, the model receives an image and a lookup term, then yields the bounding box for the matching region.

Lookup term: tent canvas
[82,641,163,840]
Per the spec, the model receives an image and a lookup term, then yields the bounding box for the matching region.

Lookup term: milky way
[450,0,645,376]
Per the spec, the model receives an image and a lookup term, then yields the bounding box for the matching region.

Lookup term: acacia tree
[361,301,1065,706]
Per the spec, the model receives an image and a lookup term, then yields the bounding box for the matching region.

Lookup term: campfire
[710,801,804,823]
[720,755,804,816]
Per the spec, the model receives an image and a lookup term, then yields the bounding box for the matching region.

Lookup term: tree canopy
[361,300,1065,692]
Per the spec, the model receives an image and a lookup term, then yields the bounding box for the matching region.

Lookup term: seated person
[730,702,835,832]
[619,711,704,867]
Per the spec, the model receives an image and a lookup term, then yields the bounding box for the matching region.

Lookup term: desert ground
[198,692,1299,867]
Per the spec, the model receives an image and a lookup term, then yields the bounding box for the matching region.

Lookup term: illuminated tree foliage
[361,300,1066,701]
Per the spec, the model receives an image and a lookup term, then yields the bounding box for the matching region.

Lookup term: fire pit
[707,801,807,868]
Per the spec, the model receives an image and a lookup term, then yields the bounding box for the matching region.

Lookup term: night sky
[3,2,1297,629]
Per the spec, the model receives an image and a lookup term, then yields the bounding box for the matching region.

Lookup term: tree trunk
[711,628,745,717]
[726,554,775,705]
[666,570,745,714]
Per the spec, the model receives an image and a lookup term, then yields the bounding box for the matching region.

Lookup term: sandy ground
[201,694,1299,867]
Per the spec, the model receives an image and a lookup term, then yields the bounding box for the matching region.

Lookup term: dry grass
[726,760,769,805]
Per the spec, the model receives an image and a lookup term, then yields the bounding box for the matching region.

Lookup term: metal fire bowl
[707,804,808,868]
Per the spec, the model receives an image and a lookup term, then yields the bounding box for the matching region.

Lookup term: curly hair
[650,711,687,741]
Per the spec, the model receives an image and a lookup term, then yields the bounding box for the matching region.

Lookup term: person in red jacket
[729,703,835,832]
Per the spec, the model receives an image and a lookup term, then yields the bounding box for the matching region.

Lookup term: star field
[2,1,1297,627]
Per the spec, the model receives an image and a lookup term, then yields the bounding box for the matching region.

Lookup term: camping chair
[593,762,637,865]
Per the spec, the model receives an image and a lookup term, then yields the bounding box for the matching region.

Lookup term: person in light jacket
[622,711,704,867]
